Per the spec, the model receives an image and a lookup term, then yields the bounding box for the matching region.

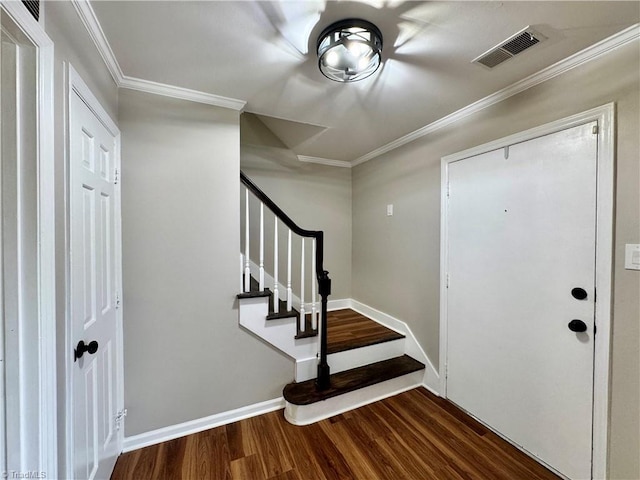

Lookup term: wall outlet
[625,244,640,270]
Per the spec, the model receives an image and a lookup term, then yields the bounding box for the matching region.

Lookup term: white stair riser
[293,338,406,382]
[284,370,424,425]
[328,338,405,374]
[238,296,316,360]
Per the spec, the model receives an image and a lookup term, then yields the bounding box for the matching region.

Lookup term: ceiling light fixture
[317,19,383,83]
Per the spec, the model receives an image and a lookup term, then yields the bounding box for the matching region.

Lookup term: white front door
[69,84,122,480]
[445,122,598,479]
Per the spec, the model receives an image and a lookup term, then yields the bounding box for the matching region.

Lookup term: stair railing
[240,171,332,390]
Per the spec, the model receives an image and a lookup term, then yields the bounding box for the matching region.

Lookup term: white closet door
[70,90,121,480]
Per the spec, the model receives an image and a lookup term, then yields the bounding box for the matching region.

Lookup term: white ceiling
[90,1,639,163]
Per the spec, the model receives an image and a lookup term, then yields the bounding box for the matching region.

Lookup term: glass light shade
[317,19,383,83]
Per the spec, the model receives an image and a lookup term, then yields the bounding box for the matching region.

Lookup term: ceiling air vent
[473,26,545,69]
[21,0,39,21]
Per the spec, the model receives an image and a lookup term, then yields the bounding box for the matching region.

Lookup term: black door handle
[571,287,588,300]
[568,319,587,333]
[74,340,99,362]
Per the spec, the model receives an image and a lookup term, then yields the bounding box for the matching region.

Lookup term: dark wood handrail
[240,171,332,390]
[241,172,320,238]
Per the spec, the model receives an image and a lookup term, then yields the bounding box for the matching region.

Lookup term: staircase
[238,172,425,425]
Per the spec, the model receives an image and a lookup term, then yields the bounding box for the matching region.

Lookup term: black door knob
[568,319,587,333]
[571,288,588,300]
[74,340,99,362]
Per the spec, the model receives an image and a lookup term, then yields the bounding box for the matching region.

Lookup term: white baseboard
[421,381,441,397]
[327,298,351,311]
[126,298,440,452]
[349,299,441,394]
[123,397,284,453]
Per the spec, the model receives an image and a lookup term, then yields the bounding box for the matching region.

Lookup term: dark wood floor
[111,388,559,480]
[326,309,404,354]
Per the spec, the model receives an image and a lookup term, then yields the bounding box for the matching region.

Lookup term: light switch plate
[387,204,393,216]
[625,244,640,270]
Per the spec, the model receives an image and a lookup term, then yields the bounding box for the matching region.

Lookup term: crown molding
[71,0,246,111]
[297,155,352,168]
[352,23,640,166]
[72,1,637,159]
[71,0,123,84]
[119,76,246,111]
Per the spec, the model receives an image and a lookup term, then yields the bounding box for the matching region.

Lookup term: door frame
[64,63,123,478]
[0,1,56,476]
[439,103,614,479]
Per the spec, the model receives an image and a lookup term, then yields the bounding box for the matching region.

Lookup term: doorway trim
[439,103,614,479]
[64,62,123,478]
[0,1,56,476]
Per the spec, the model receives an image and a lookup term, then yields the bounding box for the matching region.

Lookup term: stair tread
[239,281,401,349]
[326,309,405,354]
[238,275,270,299]
[268,293,293,317]
[297,310,317,339]
[283,355,424,405]
[295,329,318,340]
[237,288,271,299]
[267,309,299,320]
[240,275,319,338]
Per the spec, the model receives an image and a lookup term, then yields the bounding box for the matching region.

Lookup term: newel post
[316,270,332,390]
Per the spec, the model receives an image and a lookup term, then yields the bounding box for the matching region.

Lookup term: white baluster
[287,229,292,311]
[311,239,317,331]
[244,188,250,292]
[273,218,279,314]
[259,202,264,290]
[300,238,306,332]
[239,253,244,293]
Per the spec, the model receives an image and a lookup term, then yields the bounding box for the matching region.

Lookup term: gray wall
[43,2,120,475]
[241,115,352,300]
[352,41,639,479]
[119,90,293,436]
[41,3,639,476]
